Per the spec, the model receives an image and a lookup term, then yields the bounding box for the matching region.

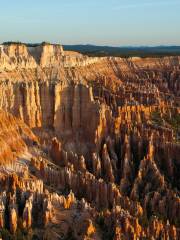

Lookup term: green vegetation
[2,41,61,48]
[82,51,180,58]
[96,214,114,240]
[63,230,76,240]
[63,45,180,58]
[2,41,24,45]
[151,111,164,126]
[0,228,12,240]
[0,228,35,240]
[96,214,105,228]
[139,215,149,228]
[164,112,180,133]
[151,110,180,142]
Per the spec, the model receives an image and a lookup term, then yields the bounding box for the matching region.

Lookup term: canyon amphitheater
[0,42,179,240]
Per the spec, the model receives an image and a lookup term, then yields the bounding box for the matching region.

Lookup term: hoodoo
[0,42,179,239]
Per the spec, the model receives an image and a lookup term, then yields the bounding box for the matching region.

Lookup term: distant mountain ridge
[63,44,180,57]
[2,42,180,57]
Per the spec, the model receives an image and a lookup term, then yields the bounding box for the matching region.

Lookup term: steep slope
[0,109,37,164]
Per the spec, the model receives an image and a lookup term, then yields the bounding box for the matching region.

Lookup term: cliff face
[0,81,109,152]
[0,43,179,239]
[0,44,37,70]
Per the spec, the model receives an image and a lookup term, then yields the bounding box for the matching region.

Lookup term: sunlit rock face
[0,109,37,164]
[0,42,179,239]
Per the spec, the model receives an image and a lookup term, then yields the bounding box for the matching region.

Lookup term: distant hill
[63,45,180,58]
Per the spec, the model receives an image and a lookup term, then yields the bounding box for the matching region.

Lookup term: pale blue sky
[0,0,180,46]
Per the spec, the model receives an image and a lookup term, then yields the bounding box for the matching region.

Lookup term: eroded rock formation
[0,42,179,239]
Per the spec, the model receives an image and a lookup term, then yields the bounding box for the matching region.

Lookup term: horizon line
[1,41,180,48]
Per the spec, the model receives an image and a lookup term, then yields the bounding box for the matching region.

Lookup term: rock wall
[0,81,110,150]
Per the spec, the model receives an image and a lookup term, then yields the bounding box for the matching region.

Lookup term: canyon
[0,42,179,240]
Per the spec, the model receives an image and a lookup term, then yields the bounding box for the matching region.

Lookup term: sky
[0,0,180,46]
